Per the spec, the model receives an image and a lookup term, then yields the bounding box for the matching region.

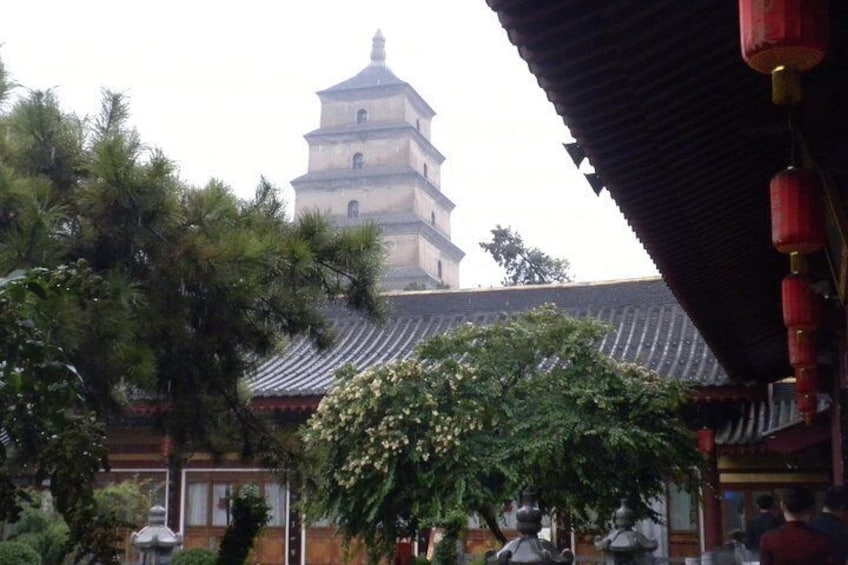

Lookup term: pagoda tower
[292,30,463,290]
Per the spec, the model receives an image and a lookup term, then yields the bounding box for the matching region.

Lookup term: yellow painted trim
[718,456,829,471]
[185,453,241,462]
[720,472,830,484]
[108,454,163,462]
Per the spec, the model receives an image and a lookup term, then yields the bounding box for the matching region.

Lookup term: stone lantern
[486,490,573,565]
[131,505,183,565]
[595,499,657,565]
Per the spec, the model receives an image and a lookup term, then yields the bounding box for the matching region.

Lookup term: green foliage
[2,490,68,564]
[431,520,463,565]
[215,485,270,565]
[0,59,385,562]
[0,57,10,108]
[431,537,458,565]
[479,225,571,286]
[172,548,217,565]
[1,479,152,565]
[93,479,158,530]
[0,267,117,562]
[0,541,42,565]
[303,306,702,559]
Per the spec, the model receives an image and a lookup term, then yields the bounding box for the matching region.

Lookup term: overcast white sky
[1,0,657,288]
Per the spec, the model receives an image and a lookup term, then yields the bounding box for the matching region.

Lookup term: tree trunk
[478,505,508,545]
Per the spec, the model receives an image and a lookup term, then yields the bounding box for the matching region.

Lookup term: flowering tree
[302,306,702,559]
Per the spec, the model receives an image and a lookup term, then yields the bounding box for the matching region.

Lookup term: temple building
[292,30,464,290]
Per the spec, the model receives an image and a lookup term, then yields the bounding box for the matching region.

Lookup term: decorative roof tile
[249,278,730,397]
[716,395,832,446]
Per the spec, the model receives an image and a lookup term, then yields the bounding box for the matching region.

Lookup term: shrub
[0,541,42,565]
[11,524,67,565]
[430,535,459,565]
[215,485,270,565]
[3,491,68,564]
[171,548,217,565]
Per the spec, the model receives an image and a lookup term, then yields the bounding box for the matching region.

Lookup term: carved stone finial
[516,490,543,536]
[370,29,386,66]
[489,490,572,564]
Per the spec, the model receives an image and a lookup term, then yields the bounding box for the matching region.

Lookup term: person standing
[759,485,837,565]
[744,493,783,559]
[810,487,848,565]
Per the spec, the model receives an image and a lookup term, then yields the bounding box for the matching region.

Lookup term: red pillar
[702,456,723,551]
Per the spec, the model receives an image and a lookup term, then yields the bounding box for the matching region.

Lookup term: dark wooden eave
[486,1,848,383]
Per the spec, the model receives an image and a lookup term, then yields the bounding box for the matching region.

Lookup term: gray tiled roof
[716,395,832,446]
[249,278,730,397]
[319,65,407,94]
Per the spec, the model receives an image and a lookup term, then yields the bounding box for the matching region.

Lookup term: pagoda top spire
[369,29,386,67]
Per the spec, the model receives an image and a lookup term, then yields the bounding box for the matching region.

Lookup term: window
[266,482,287,527]
[352,153,364,170]
[185,475,287,529]
[668,483,697,532]
[212,483,233,526]
[430,211,436,226]
[416,118,421,132]
[437,260,443,279]
[356,109,368,124]
[347,200,359,218]
[721,490,746,538]
[187,483,209,526]
[423,163,428,178]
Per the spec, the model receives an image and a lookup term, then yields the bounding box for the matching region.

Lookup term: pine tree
[480,225,571,286]
[0,78,385,561]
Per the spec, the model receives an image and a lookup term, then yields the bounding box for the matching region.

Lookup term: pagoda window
[356,109,368,124]
[423,163,428,178]
[352,153,364,170]
[348,200,360,218]
[416,118,421,132]
[437,260,443,279]
[430,211,436,226]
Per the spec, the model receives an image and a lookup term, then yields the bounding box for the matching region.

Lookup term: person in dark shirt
[810,486,848,565]
[759,485,837,565]
[744,493,783,558]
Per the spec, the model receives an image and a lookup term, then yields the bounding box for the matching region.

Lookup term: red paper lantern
[159,435,174,459]
[740,0,829,74]
[796,392,817,424]
[787,329,817,368]
[782,275,821,331]
[697,428,715,456]
[794,366,820,394]
[770,167,824,254]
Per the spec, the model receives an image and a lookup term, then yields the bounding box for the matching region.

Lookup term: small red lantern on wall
[160,435,174,459]
[787,329,817,368]
[770,167,825,254]
[794,366,820,394]
[782,275,821,331]
[697,428,716,456]
[739,0,829,75]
